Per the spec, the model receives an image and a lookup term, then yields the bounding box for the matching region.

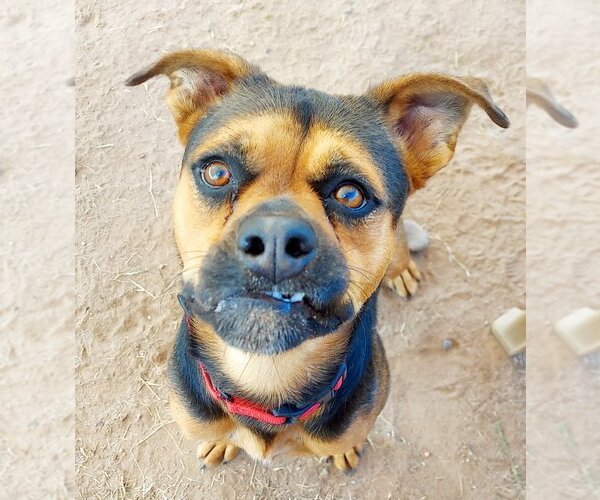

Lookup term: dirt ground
[1,0,74,498]
[526,0,600,498]
[74,0,525,498]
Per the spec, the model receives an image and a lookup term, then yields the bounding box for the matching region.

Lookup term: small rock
[582,352,600,369]
[442,339,454,351]
[403,219,430,252]
[512,352,526,371]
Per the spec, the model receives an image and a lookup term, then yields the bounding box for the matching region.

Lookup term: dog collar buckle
[217,389,233,402]
[284,415,300,425]
[271,403,309,421]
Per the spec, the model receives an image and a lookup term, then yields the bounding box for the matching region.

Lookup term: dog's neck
[187,316,352,408]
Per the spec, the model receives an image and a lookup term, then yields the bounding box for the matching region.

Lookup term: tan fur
[175,112,398,312]
[126,50,508,471]
[197,440,240,465]
[302,332,389,467]
[189,316,351,407]
[170,333,390,468]
[385,226,411,278]
[297,124,386,194]
[125,50,259,143]
[172,384,319,463]
[383,224,422,297]
[170,392,233,441]
[169,108,396,469]
[368,73,509,191]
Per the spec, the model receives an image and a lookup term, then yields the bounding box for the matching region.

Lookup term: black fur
[171,72,401,451]
[168,292,382,441]
[168,320,225,422]
[183,197,354,354]
[178,80,411,356]
[183,75,409,218]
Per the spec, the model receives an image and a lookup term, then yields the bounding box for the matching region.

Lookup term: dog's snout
[237,216,317,282]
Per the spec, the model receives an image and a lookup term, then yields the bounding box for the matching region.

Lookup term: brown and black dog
[125,50,509,470]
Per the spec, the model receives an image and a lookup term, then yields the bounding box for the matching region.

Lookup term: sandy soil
[526,0,600,497]
[0,1,74,498]
[75,1,525,498]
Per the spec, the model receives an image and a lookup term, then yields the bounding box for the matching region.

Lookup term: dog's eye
[332,183,366,209]
[202,161,232,188]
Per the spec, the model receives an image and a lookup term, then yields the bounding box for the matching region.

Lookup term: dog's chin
[187,292,354,354]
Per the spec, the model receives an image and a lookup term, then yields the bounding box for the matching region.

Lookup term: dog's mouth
[263,290,305,303]
[181,286,354,354]
[184,234,354,353]
[214,290,309,314]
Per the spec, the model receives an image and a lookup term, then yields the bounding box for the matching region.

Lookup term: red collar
[198,359,347,426]
[182,313,348,425]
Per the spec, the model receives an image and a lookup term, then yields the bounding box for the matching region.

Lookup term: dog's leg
[302,402,377,471]
[196,440,240,466]
[382,219,427,298]
[330,443,364,471]
[302,334,390,472]
[170,392,240,467]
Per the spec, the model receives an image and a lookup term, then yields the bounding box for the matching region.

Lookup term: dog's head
[126,50,509,354]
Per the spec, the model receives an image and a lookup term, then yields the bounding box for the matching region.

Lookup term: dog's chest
[228,423,309,462]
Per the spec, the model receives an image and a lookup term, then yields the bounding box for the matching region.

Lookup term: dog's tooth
[290,292,305,303]
[272,290,282,300]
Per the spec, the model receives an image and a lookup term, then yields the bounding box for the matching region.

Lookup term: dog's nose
[237,216,317,282]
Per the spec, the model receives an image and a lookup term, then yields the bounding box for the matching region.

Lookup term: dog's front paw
[331,444,363,472]
[383,259,421,298]
[197,441,240,467]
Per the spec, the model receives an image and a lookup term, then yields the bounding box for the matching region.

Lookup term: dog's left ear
[367,74,510,191]
[125,50,261,143]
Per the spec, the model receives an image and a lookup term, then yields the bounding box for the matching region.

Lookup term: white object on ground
[554,308,600,356]
[491,307,526,356]
[403,219,430,252]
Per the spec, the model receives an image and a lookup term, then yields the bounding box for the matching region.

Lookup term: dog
[125,49,509,470]
[527,78,578,128]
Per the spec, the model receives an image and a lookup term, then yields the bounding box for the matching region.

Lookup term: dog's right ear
[526,78,578,128]
[367,74,510,192]
[125,50,260,143]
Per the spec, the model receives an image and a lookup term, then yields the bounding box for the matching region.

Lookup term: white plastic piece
[491,307,526,356]
[554,308,600,356]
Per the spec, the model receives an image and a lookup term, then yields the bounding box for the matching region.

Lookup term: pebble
[403,219,430,252]
[442,339,454,351]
